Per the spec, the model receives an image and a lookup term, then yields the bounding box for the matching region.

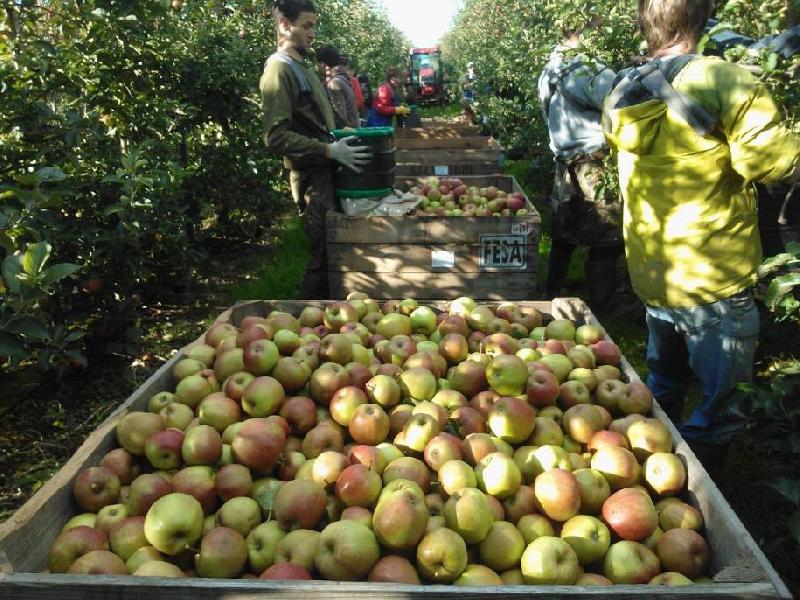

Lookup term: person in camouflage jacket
[538,30,633,317]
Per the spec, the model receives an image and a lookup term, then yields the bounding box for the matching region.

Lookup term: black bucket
[757,183,800,257]
[332,127,396,194]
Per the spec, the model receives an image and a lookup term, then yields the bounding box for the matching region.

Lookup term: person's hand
[395,105,411,117]
[327,136,372,172]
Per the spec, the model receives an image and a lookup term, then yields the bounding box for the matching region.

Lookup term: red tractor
[409,47,447,105]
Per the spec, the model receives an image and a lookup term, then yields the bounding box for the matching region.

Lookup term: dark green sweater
[260,54,336,170]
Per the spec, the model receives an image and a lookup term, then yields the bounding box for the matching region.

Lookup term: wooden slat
[327,243,538,273]
[0,575,783,599]
[396,163,502,177]
[396,148,502,162]
[394,123,481,139]
[326,214,540,244]
[327,272,536,301]
[395,137,503,151]
[0,297,790,598]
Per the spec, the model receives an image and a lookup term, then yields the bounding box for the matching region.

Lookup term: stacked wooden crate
[395,121,505,177]
[327,120,534,300]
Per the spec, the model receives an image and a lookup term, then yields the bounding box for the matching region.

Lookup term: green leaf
[22,242,52,278]
[1,255,23,295]
[31,40,57,56]
[0,331,29,359]
[65,329,87,343]
[768,478,800,506]
[764,273,800,311]
[6,316,51,341]
[790,511,800,546]
[40,263,82,287]
[763,52,778,73]
[65,349,87,367]
[757,252,795,278]
[35,167,67,184]
[104,204,126,216]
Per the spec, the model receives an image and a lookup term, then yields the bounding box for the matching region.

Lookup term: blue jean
[645,290,759,446]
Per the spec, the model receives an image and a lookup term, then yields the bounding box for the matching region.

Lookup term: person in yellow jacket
[603,0,800,468]
[260,0,370,299]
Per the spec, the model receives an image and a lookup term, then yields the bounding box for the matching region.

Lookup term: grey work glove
[327,136,372,172]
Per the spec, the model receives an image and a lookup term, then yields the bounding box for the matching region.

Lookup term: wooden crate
[395,136,503,152]
[394,121,481,139]
[0,298,789,598]
[327,174,540,300]
[395,147,504,177]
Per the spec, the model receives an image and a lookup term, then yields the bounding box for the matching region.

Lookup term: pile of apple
[406,176,531,217]
[49,295,712,587]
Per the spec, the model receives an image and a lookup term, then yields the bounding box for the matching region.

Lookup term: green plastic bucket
[332,127,396,193]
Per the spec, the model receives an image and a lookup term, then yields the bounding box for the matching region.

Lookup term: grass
[230,215,309,301]
[416,102,462,120]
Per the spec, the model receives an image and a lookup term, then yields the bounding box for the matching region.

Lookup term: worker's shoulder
[260,55,306,94]
[262,54,297,78]
[677,54,758,77]
[677,54,759,89]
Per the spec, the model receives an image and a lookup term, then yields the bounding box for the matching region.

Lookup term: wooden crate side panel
[396,162,501,177]
[327,242,539,273]
[0,575,783,599]
[327,216,540,245]
[0,351,188,574]
[395,137,502,151]
[395,124,481,139]
[396,149,502,163]
[328,271,538,300]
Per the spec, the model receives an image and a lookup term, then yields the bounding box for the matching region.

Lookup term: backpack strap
[265,52,332,141]
[267,52,312,93]
[542,59,590,119]
[606,55,718,137]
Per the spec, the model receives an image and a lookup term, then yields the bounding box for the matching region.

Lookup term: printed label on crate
[434,165,449,176]
[511,222,532,237]
[431,249,455,269]
[479,235,526,270]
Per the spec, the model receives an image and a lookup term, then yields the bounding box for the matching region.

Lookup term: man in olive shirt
[261,0,370,299]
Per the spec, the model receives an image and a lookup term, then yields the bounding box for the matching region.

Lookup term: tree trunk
[5,6,19,40]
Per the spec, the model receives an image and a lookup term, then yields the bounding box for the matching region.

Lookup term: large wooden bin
[0,298,789,598]
[327,174,541,300]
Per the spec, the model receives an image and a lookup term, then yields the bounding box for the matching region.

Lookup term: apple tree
[0,0,408,374]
